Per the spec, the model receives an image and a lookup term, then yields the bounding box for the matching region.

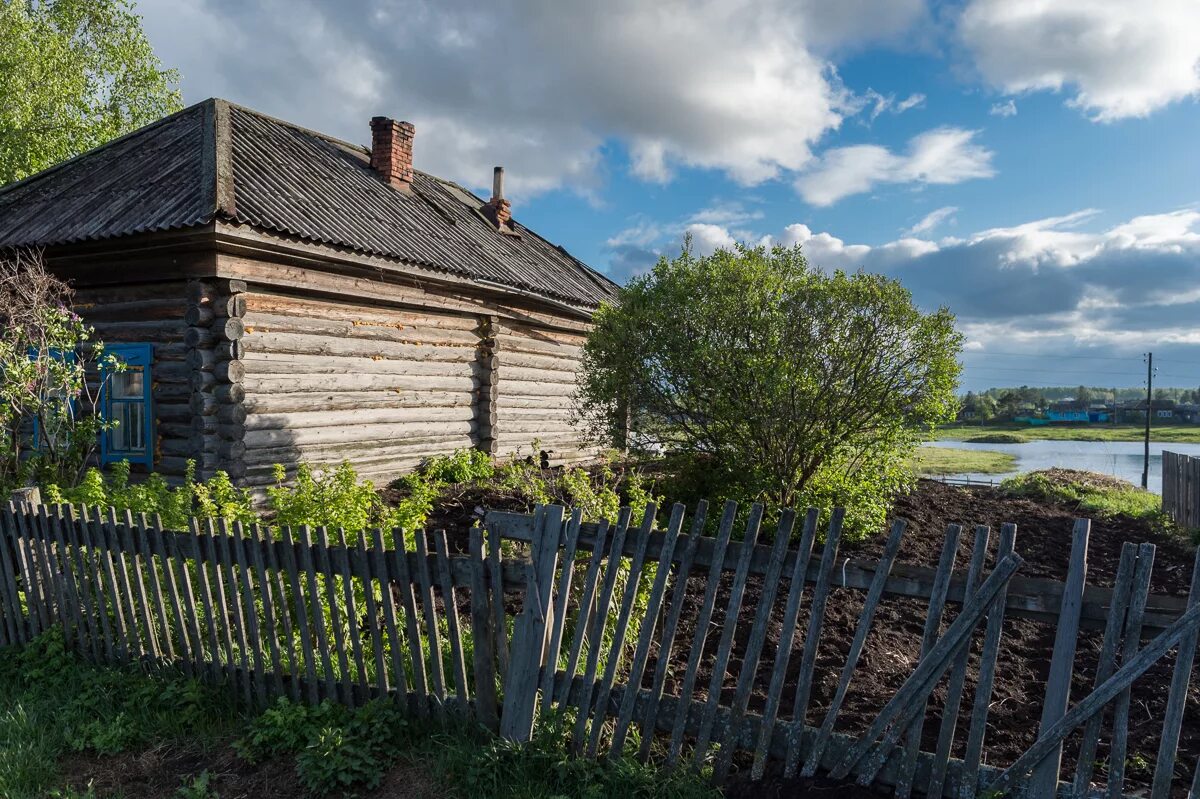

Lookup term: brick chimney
[482,166,512,228]
[369,117,414,191]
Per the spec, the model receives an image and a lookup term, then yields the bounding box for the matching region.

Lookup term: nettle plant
[0,251,121,493]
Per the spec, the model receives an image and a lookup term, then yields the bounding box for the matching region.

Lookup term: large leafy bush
[579,243,962,538]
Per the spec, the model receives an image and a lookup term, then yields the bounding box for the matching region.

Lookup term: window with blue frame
[101,344,154,467]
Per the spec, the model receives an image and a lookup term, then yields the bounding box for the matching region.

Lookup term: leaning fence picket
[610,503,686,760]
[249,524,285,698]
[335,529,368,695]
[83,507,117,662]
[586,504,656,758]
[485,523,509,686]
[469,526,499,730]
[433,529,469,708]
[297,525,334,703]
[556,519,611,710]
[265,524,299,701]
[1107,543,1156,797]
[540,508,583,713]
[0,506,25,644]
[360,532,389,701]
[1152,546,1200,799]
[895,524,962,799]
[369,529,401,704]
[637,502,708,763]
[926,524,992,799]
[571,507,632,754]
[143,514,177,667]
[199,520,231,681]
[666,501,737,767]
[315,527,353,707]
[393,528,430,718]
[413,529,445,716]
[803,519,908,777]
[783,507,846,777]
[38,508,70,649]
[46,507,78,651]
[713,509,797,781]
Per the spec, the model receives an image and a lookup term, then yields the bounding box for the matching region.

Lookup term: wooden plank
[413,529,446,716]
[104,510,142,663]
[216,519,253,705]
[167,520,207,678]
[66,505,101,655]
[571,507,633,755]
[155,514,197,675]
[692,504,767,769]
[334,529,368,695]
[783,508,846,778]
[713,508,798,780]
[666,500,737,767]
[359,532,389,700]
[510,505,566,741]
[263,524,299,701]
[199,519,233,682]
[315,527,353,706]
[45,507,79,651]
[433,530,470,707]
[98,509,134,662]
[89,506,127,662]
[895,524,963,799]
[830,552,1026,783]
[958,523,1018,799]
[36,507,70,647]
[750,507,820,780]
[13,506,48,636]
[231,521,267,705]
[298,525,336,703]
[638,502,710,763]
[122,511,161,668]
[540,509,583,713]
[370,528,408,700]
[469,526,499,730]
[1029,519,1091,797]
[926,524,992,799]
[1071,542,1137,798]
[393,528,430,717]
[1152,545,1200,799]
[1106,542,1155,798]
[249,524,286,697]
[610,503,686,760]
[283,527,320,704]
[0,506,27,645]
[137,514,174,667]
[486,523,510,685]
[556,519,612,708]
[985,598,1200,797]
[802,518,908,777]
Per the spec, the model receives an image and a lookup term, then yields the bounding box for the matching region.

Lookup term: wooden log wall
[73,282,192,478]
[185,279,248,481]
[493,321,600,465]
[236,290,482,486]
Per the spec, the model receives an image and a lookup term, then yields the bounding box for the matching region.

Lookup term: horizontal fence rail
[0,496,1197,799]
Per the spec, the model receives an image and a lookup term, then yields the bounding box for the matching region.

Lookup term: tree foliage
[0,0,181,185]
[578,243,962,533]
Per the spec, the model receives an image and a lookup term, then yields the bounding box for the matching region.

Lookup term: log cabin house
[0,99,619,488]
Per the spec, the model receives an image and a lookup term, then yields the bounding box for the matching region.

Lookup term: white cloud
[794,127,995,206]
[861,89,927,121]
[683,223,738,256]
[138,0,927,199]
[989,99,1017,117]
[961,0,1200,121]
[906,206,958,235]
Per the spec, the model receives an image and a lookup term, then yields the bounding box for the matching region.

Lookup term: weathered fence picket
[1,496,1197,797]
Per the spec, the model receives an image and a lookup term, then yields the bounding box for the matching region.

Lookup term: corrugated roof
[0,99,618,308]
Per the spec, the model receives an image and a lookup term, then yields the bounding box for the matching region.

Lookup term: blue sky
[137,0,1200,392]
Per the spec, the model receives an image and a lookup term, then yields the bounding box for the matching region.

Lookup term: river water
[923,439,1200,494]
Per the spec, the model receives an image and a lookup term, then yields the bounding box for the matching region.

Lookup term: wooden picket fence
[1164,451,1200,529]
[1,497,1199,798]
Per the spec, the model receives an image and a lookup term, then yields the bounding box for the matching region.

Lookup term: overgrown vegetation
[1001,469,1166,524]
[0,629,240,798]
[578,242,962,539]
[1,632,718,799]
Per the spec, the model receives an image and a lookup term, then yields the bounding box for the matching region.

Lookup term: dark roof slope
[0,99,618,308]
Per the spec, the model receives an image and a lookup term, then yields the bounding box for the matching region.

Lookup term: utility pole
[1143,352,1153,489]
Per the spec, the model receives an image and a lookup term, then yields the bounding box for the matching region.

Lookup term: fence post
[499,505,563,742]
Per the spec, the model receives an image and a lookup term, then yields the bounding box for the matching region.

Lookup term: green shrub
[1001,470,1167,524]
[965,432,1026,444]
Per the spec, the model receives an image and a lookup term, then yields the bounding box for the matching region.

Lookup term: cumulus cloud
[794,127,995,206]
[960,0,1200,121]
[906,206,958,235]
[138,0,927,199]
[606,206,1200,382]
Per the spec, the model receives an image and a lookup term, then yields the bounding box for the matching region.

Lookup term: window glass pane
[112,366,144,399]
[110,401,144,452]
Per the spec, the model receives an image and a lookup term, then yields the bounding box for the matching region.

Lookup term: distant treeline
[962,385,1200,405]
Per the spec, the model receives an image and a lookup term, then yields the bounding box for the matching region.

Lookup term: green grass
[936,422,1200,443]
[2,631,719,799]
[1001,469,1166,523]
[913,446,1018,476]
